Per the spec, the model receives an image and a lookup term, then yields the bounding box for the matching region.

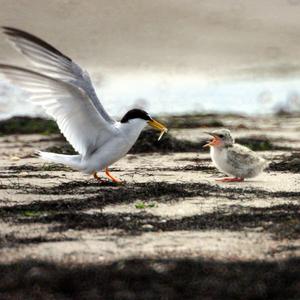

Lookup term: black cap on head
[120,109,151,123]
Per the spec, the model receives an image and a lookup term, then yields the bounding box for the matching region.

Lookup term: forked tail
[37,151,83,170]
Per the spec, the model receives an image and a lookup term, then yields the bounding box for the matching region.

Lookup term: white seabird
[0,27,167,183]
[204,129,268,182]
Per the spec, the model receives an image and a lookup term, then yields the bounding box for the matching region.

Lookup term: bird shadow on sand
[0,257,299,300]
[27,204,300,240]
[1,179,299,242]
[1,179,299,213]
[1,188,299,240]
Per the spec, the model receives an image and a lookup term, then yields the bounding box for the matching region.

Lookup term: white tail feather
[37,151,82,170]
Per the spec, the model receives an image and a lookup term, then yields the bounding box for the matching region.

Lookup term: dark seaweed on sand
[0,116,283,153]
[130,130,204,153]
[161,114,224,128]
[0,117,59,135]
[269,152,300,173]
[44,144,76,155]
[0,114,223,136]
[236,136,275,151]
[44,131,281,155]
[45,130,205,154]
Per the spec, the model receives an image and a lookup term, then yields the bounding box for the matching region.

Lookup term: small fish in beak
[148,119,168,141]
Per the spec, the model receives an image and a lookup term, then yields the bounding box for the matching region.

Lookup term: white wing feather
[0,65,117,156]
[2,27,114,124]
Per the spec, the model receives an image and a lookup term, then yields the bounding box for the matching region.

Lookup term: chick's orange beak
[203,135,221,148]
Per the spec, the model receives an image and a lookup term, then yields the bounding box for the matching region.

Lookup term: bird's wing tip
[1,26,17,34]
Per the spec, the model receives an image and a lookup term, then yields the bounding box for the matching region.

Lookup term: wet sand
[0,114,299,299]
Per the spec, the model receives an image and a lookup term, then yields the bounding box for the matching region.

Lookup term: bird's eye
[219,134,224,138]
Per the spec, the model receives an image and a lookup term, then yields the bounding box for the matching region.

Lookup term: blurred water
[1,73,300,120]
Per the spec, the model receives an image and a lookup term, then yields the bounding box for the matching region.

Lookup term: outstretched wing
[2,26,114,124]
[0,64,117,156]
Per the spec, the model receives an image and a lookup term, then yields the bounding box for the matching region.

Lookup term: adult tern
[0,27,167,183]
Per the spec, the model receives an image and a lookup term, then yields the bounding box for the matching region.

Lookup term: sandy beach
[0,113,299,298]
[0,1,300,298]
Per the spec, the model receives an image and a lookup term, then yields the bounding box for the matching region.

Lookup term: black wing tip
[2,26,16,31]
[1,26,72,62]
[2,26,13,31]
[0,63,16,70]
[2,26,23,36]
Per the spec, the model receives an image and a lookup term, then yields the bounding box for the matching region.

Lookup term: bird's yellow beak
[148,119,168,141]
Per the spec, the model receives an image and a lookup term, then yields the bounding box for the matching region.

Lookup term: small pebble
[142,224,154,230]
[19,172,29,176]
[10,156,20,161]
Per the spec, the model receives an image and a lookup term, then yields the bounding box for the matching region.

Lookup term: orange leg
[93,171,105,182]
[216,177,244,182]
[105,167,122,183]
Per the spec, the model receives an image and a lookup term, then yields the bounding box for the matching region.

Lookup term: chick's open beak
[148,119,168,141]
[203,133,220,148]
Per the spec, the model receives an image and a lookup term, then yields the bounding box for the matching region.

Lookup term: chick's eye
[219,134,224,138]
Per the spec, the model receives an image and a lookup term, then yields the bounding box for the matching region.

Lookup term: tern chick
[204,129,268,182]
